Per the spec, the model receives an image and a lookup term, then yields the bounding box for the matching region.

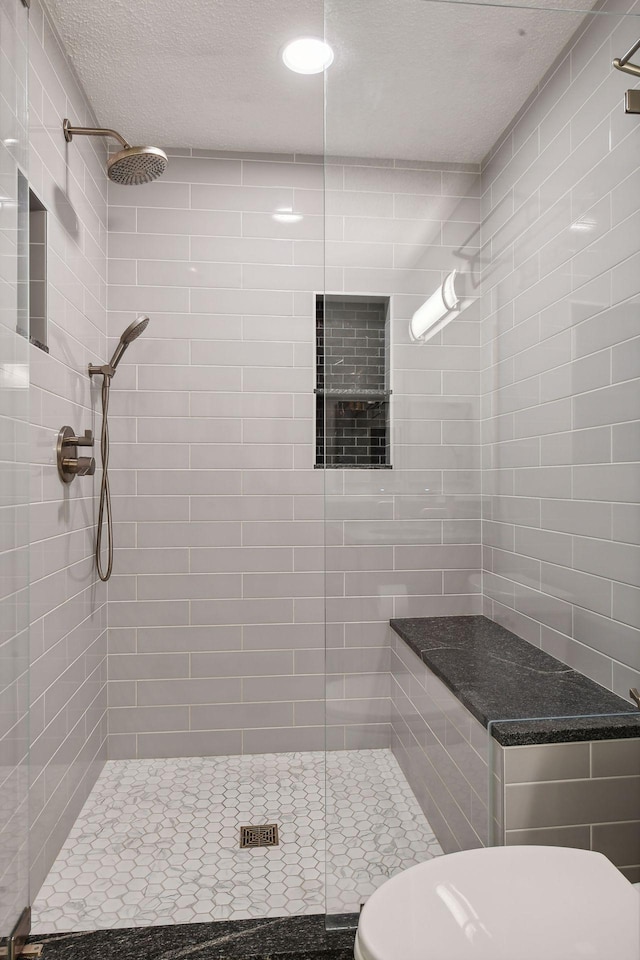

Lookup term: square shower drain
[239,823,279,848]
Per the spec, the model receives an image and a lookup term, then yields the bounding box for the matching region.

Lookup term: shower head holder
[89,363,116,379]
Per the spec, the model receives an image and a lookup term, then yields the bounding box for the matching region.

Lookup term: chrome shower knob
[57,425,95,483]
[61,456,96,478]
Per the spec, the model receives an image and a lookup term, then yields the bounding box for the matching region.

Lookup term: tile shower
[105,150,482,763]
[0,0,638,947]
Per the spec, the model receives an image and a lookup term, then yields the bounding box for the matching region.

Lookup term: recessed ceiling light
[282,37,334,75]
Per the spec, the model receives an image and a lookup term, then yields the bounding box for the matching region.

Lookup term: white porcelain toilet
[354,845,640,960]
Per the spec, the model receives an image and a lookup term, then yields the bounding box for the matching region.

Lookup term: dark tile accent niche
[315,295,391,468]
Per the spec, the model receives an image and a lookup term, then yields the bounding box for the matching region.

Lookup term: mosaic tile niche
[315,295,391,468]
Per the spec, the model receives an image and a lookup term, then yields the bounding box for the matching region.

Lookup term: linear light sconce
[409,270,459,342]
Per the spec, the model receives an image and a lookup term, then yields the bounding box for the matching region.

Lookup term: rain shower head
[109,316,150,371]
[63,119,168,185]
[108,146,168,186]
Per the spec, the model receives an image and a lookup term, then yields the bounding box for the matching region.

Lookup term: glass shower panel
[0,0,30,946]
[323,0,640,924]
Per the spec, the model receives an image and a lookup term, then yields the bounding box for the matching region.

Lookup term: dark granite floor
[30,915,357,960]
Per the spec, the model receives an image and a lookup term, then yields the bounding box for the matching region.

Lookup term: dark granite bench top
[390,616,640,747]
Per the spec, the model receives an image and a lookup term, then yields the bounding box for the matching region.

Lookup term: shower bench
[388,615,640,882]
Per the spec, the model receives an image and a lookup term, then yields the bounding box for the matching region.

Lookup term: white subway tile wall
[480,8,640,697]
[391,633,490,853]
[0,0,30,936]
[500,737,640,883]
[28,0,109,894]
[106,154,483,759]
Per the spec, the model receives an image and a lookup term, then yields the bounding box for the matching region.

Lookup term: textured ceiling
[46,0,593,162]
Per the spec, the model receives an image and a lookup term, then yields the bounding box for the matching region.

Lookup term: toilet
[354,845,640,960]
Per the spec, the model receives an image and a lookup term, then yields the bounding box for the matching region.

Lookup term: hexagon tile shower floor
[30,750,442,932]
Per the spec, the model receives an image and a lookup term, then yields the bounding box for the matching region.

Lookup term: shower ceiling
[46,0,595,161]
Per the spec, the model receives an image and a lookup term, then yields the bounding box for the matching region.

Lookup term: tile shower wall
[496,737,640,883]
[390,632,489,853]
[0,0,29,936]
[28,0,109,893]
[480,6,640,699]
[106,154,482,759]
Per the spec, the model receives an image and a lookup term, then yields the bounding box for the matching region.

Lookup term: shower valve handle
[57,425,96,483]
[64,429,94,447]
[62,456,96,477]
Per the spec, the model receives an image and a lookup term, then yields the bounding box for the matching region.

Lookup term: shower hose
[96,374,113,581]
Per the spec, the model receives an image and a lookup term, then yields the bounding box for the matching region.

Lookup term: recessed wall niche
[28,188,48,352]
[315,294,391,469]
[17,173,48,352]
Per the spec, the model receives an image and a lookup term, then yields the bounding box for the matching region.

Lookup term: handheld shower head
[109,316,150,371]
[120,315,150,344]
[89,316,150,582]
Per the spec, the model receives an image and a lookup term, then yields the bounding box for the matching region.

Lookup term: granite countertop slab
[31,915,356,960]
[390,616,640,746]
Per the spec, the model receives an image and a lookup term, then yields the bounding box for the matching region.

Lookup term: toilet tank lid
[357,846,640,960]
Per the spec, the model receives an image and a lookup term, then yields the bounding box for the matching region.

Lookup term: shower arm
[613,38,640,78]
[63,118,130,149]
